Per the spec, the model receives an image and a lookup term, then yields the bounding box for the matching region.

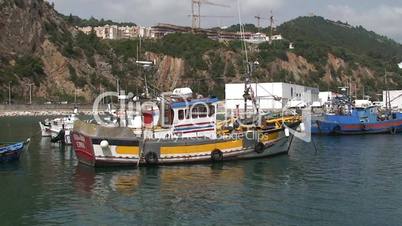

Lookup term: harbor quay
[0,104,95,117]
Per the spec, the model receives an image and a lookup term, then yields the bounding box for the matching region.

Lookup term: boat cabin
[350,106,378,123]
[325,106,401,124]
[167,97,219,139]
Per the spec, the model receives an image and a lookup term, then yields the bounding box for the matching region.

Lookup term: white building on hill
[78,25,140,40]
[225,82,319,111]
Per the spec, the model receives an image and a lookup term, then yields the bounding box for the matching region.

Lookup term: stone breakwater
[0,110,94,117]
[0,104,103,117]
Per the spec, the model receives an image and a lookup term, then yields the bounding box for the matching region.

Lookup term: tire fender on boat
[255,142,265,154]
[332,125,341,134]
[144,152,159,165]
[390,127,397,135]
[211,149,223,162]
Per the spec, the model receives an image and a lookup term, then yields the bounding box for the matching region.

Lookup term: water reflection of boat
[110,173,140,195]
[73,164,246,196]
[0,139,30,163]
[73,165,140,195]
[73,165,97,194]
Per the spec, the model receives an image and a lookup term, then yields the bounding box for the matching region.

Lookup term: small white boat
[39,109,78,145]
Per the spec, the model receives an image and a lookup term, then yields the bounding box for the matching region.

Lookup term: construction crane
[254,15,270,31]
[188,15,234,27]
[268,11,275,44]
[254,12,275,44]
[254,11,275,42]
[191,0,230,30]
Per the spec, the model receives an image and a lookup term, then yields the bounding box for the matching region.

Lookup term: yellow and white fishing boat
[72,94,300,167]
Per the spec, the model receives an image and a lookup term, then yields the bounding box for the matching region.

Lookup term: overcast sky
[48,0,402,43]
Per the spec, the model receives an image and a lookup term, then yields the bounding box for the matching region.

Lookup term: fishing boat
[312,106,402,135]
[0,139,30,163]
[39,109,78,145]
[313,81,402,135]
[71,95,300,167]
[72,78,300,167]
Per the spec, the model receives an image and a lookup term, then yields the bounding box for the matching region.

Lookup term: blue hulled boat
[0,139,30,163]
[312,107,402,135]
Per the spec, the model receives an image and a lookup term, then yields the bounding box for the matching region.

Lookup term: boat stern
[71,132,96,166]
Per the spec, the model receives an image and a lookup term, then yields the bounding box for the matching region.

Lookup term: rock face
[0,0,64,56]
[0,0,112,101]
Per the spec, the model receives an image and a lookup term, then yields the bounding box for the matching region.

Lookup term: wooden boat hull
[0,139,30,163]
[72,121,294,167]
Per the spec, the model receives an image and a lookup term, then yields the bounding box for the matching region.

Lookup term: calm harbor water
[1,117,402,225]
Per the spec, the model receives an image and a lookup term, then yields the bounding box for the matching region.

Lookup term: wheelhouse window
[178,110,184,120]
[185,109,190,119]
[192,107,198,119]
[208,105,215,117]
[190,104,216,119]
[163,107,174,126]
[199,106,207,118]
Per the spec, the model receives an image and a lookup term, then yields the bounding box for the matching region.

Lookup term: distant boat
[312,106,402,135]
[39,109,78,145]
[0,139,30,163]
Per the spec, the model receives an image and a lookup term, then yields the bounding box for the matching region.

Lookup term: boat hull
[39,122,52,137]
[40,115,76,144]
[0,140,30,163]
[311,119,402,135]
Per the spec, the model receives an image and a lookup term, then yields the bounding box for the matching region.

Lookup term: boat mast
[136,34,152,99]
[243,63,251,120]
[385,68,391,115]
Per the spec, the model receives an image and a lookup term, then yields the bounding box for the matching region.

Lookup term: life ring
[255,142,265,154]
[144,152,159,165]
[211,149,223,162]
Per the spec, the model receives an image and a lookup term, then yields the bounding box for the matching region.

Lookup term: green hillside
[278,16,402,72]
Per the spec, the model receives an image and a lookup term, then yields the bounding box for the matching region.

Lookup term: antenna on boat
[136,31,153,99]
[136,60,154,98]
